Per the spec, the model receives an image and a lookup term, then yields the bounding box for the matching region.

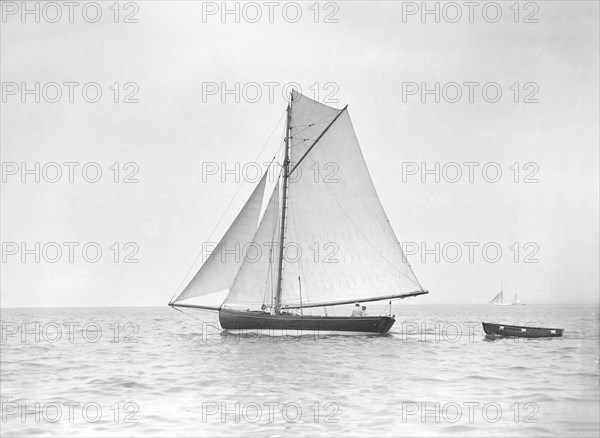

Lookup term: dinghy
[482,322,563,338]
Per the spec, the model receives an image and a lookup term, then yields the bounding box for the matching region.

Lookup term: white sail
[224,180,281,307]
[173,171,268,303]
[279,92,424,308]
[489,291,503,304]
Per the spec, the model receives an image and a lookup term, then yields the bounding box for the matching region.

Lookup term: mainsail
[279,91,424,308]
[172,171,268,303]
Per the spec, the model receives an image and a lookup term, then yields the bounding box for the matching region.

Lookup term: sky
[1,1,599,307]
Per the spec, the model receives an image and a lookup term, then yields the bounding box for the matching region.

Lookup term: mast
[274,95,292,314]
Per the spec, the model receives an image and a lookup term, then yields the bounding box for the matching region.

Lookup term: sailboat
[489,282,521,306]
[169,91,429,334]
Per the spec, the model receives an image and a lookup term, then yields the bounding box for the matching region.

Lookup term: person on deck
[361,306,367,316]
[351,303,363,317]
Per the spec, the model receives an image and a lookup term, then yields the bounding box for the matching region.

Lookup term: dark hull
[219,308,395,334]
[482,322,563,338]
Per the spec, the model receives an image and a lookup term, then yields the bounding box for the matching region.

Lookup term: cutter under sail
[170,91,428,334]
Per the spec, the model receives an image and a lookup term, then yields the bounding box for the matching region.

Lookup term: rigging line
[169,110,287,304]
[300,94,328,131]
[287,103,339,155]
[262,175,282,307]
[287,198,312,315]
[287,97,336,150]
[262,234,273,306]
[306,154,422,290]
[171,304,210,324]
[269,175,282,307]
[291,113,337,137]
[261,244,272,306]
[381,301,390,317]
[293,109,338,128]
[289,136,321,151]
[289,114,338,147]
[289,106,348,176]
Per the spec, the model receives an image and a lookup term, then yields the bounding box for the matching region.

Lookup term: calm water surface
[1,304,598,437]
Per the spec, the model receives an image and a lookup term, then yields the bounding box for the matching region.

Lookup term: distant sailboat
[489,282,521,306]
[169,91,429,334]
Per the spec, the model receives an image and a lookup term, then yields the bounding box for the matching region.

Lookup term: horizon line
[1,303,599,310]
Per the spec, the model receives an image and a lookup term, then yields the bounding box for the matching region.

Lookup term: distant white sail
[279,91,424,308]
[173,171,268,303]
[489,291,503,304]
[224,180,281,307]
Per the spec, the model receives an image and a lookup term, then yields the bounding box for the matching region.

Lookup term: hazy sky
[1,1,598,307]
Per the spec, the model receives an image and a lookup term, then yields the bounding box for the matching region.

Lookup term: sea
[1,304,598,437]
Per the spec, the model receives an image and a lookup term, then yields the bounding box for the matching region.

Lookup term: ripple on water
[1,305,598,437]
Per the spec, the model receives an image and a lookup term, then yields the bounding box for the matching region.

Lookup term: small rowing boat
[482,322,563,338]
